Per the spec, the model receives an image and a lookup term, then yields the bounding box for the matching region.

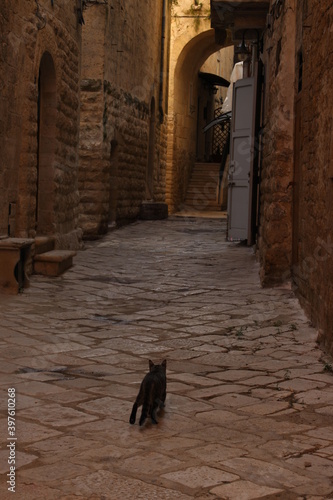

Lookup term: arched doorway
[36,52,57,235]
[166,28,233,212]
[146,97,156,200]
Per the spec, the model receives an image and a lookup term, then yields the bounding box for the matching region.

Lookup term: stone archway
[166,27,233,212]
[36,51,57,235]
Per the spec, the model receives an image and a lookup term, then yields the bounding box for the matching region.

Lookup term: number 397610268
[8,388,16,435]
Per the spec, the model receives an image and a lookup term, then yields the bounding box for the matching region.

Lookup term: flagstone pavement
[1,215,333,499]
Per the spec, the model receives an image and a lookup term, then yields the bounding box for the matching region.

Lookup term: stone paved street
[1,216,333,499]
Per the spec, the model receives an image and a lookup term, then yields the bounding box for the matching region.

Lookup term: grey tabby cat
[129,359,167,426]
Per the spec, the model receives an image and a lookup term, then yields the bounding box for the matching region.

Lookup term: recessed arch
[166,28,232,211]
[146,96,156,200]
[36,51,57,235]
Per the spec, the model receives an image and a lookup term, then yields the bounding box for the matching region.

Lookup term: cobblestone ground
[1,216,333,499]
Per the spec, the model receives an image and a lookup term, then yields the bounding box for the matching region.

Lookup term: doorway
[292,95,302,267]
[292,50,303,267]
[36,52,56,234]
[146,97,156,200]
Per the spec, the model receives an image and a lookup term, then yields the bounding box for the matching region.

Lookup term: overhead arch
[174,29,229,84]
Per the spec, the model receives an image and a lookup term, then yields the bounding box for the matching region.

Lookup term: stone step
[186,193,217,205]
[192,167,220,172]
[185,203,220,208]
[34,236,55,255]
[190,176,219,186]
[184,162,221,212]
[185,194,220,206]
[34,250,76,277]
[192,164,220,171]
[191,172,220,179]
[194,162,220,169]
[187,183,219,192]
[190,174,219,184]
[186,194,219,202]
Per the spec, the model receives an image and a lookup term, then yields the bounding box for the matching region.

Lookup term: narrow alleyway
[1,217,333,499]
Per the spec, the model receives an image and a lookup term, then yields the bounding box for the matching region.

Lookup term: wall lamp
[234,33,251,62]
[235,29,262,63]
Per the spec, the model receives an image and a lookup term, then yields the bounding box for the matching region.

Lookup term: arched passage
[36,51,57,235]
[146,96,156,200]
[166,29,232,212]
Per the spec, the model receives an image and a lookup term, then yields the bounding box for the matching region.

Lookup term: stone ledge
[0,238,34,249]
[34,250,76,262]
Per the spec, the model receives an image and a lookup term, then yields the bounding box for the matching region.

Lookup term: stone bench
[0,238,34,294]
[34,250,76,277]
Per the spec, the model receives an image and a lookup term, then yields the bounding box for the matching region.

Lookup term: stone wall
[258,0,296,283]
[258,0,333,353]
[0,0,82,248]
[292,0,333,353]
[77,3,108,237]
[0,2,21,237]
[78,0,169,236]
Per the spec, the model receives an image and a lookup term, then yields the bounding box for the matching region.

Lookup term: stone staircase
[184,162,221,211]
[34,237,76,277]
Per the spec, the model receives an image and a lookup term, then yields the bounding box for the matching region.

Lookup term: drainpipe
[159,0,167,124]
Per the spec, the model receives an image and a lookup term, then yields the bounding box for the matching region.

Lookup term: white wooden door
[227,77,256,241]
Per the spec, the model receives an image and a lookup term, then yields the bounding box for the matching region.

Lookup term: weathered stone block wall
[79,0,168,236]
[78,3,108,237]
[0,1,36,238]
[105,0,168,224]
[51,6,82,249]
[258,0,296,284]
[293,0,333,353]
[105,97,167,226]
[0,0,82,249]
[259,0,333,353]
[167,109,197,211]
[1,4,15,236]
[103,83,150,225]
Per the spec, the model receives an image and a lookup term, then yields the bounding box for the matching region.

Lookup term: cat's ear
[149,359,154,371]
[162,359,167,369]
